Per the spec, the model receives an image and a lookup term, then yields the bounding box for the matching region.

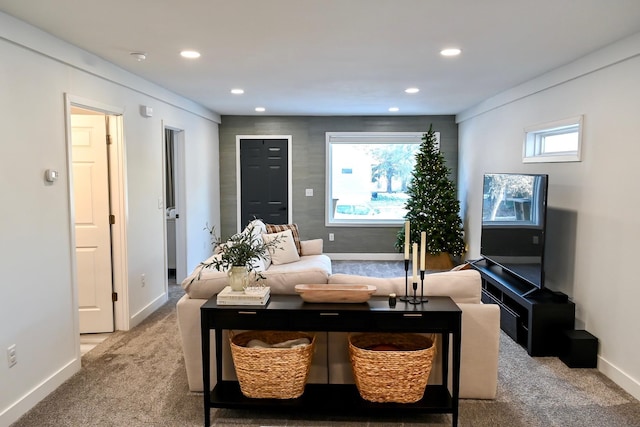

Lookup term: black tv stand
[521,287,542,298]
[471,258,575,356]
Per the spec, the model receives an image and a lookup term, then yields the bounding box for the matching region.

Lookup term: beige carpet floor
[11,261,640,426]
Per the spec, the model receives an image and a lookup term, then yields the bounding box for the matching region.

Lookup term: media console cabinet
[471,259,575,356]
[201,294,462,427]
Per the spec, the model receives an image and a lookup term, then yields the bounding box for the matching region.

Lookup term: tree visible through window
[326,132,436,226]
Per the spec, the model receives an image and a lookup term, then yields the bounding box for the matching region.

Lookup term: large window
[326,132,436,226]
[523,116,582,163]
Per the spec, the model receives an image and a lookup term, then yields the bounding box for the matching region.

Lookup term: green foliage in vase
[195,223,283,282]
[395,124,466,256]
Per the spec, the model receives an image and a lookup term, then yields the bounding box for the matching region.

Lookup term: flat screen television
[480,173,549,290]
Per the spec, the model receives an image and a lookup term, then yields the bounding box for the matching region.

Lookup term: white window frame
[523,116,583,163]
[325,131,434,227]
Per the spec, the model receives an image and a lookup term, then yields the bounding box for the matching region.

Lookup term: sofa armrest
[456,303,500,399]
[300,239,323,255]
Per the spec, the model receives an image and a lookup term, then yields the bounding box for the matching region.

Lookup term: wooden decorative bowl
[294,284,377,303]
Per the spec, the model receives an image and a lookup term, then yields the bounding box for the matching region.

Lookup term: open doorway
[164,126,186,283]
[66,95,129,356]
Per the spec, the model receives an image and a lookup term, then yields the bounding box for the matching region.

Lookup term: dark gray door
[240,139,288,227]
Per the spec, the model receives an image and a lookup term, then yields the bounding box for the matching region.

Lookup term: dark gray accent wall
[219,116,458,254]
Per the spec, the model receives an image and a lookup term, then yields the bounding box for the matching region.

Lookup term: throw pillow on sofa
[300,238,323,255]
[262,229,300,265]
[266,223,301,255]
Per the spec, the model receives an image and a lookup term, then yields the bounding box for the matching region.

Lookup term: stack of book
[216,286,270,305]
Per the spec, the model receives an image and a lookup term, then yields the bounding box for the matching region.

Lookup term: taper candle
[412,243,418,283]
[404,220,410,260]
[420,231,426,270]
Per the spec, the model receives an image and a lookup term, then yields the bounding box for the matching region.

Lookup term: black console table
[471,259,575,356]
[201,294,462,427]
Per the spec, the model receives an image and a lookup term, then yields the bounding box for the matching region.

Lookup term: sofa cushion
[181,250,332,300]
[246,219,267,235]
[424,270,481,303]
[262,229,300,265]
[263,255,332,295]
[328,269,482,304]
[300,239,323,256]
[328,274,403,296]
[266,223,302,255]
[181,254,227,299]
[245,219,271,268]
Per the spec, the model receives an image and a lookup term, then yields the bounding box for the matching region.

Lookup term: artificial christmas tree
[396,125,465,269]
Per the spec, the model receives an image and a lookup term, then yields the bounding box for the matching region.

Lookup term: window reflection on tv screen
[480,173,548,289]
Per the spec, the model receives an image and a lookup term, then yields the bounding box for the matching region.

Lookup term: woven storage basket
[229,330,315,399]
[348,333,436,403]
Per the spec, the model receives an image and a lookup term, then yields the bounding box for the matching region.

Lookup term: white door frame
[64,94,129,340]
[163,122,187,282]
[235,135,293,233]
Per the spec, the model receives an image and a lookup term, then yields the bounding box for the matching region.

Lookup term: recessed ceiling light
[180,50,201,59]
[440,48,461,57]
[405,88,420,94]
[255,107,266,112]
[388,107,400,112]
[130,52,146,62]
[231,88,245,95]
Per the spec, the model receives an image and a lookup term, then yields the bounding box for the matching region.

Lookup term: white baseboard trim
[0,358,80,426]
[129,291,168,329]
[326,253,404,261]
[598,355,640,401]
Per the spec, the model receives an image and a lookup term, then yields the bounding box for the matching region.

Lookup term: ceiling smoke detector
[130,52,147,62]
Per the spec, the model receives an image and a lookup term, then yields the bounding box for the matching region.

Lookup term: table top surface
[202,294,461,314]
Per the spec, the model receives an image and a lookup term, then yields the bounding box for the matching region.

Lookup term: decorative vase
[425,252,453,270]
[228,266,249,291]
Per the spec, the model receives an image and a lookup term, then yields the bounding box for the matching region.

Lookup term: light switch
[305,188,313,197]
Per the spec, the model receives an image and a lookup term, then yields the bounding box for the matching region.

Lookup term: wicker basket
[348,333,436,403]
[229,330,315,399]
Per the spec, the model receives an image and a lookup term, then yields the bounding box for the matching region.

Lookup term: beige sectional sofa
[176,219,500,399]
[177,254,500,400]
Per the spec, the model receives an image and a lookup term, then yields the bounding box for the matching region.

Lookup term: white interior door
[72,114,114,333]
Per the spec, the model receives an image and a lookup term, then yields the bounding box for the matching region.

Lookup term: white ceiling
[2,0,640,116]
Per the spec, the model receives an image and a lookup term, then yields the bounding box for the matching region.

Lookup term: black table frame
[201,295,462,426]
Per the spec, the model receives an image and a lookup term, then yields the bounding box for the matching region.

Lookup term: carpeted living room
[11,262,640,426]
[3,2,640,427]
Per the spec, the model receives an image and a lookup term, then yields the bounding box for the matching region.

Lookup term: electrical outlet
[7,344,16,368]
[141,274,146,287]
[329,233,335,241]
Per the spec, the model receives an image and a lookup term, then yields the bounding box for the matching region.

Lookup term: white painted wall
[0,12,220,425]
[458,32,640,400]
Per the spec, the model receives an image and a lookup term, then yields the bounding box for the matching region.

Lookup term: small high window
[523,116,582,163]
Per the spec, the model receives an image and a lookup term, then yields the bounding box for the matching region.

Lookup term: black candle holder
[399,259,411,302]
[407,281,421,305]
[419,269,429,303]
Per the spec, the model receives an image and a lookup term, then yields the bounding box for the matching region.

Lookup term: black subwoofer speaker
[560,329,598,368]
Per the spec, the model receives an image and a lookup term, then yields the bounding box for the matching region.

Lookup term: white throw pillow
[300,238,323,256]
[262,229,300,265]
[246,219,267,236]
